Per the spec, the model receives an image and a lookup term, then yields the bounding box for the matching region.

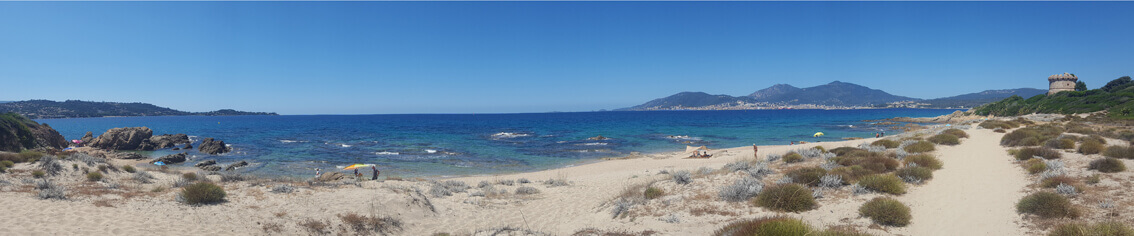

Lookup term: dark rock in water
[88,127,153,150]
[172,147,180,150]
[200,165,222,172]
[152,152,187,164]
[183,143,193,149]
[0,113,68,152]
[198,138,231,155]
[588,135,609,141]
[114,152,145,160]
[195,160,217,167]
[81,132,94,144]
[137,140,156,151]
[316,172,345,182]
[225,161,249,171]
[149,134,190,149]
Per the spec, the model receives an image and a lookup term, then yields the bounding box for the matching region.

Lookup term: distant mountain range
[620,81,1044,110]
[0,100,278,119]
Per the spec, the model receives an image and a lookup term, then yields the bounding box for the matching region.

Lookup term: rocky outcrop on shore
[0,113,67,152]
[88,127,154,150]
[87,127,194,151]
[152,152,187,164]
[198,138,231,155]
[149,134,190,149]
[316,172,345,181]
[81,132,94,144]
[225,161,248,171]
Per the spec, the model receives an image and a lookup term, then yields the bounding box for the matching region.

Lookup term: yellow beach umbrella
[342,164,373,170]
[813,132,825,137]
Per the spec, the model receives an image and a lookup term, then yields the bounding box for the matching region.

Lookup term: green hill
[0,100,278,119]
[973,76,1134,119]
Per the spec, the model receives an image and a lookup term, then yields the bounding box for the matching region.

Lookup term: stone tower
[1048,73,1078,95]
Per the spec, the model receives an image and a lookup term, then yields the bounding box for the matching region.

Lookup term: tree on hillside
[1102,76,1132,92]
[1075,81,1087,91]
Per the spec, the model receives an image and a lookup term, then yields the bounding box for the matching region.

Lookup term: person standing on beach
[371,166,379,180]
[752,144,758,158]
[315,168,321,177]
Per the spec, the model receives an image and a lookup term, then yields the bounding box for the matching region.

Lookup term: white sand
[892,128,1029,236]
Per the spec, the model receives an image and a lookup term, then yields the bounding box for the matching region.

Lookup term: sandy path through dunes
[895,128,1029,236]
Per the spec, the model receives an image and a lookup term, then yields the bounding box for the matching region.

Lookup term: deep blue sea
[36,109,960,178]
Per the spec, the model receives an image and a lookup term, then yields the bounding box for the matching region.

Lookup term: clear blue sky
[1,2,1132,115]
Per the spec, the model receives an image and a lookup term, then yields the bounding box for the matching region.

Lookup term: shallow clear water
[37,109,959,178]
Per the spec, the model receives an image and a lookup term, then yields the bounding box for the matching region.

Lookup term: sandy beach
[1,115,1131,235]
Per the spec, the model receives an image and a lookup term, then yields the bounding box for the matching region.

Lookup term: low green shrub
[1087,174,1101,184]
[643,187,664,200]
[97,165,108,172]
[1045,138,1077,150]
[32,170,45,178]
[1048,221,1134,236]
[1079,139,1106,155]
[859,197,911,227]
[871,140,899,149]
[895,166,933,181]
[1089,157,1126,173]
[814,146,826,153]
[1025,159,1047,174]
[829,147,864,156]
[0,160,13,168]
[753,184,815,212]
[979,120,1020,129]
[783,152,804,163]
[713,217,812,236]
[833,151,899,174]
[86,172,103,182]
[183,172,198,181]
[786,167,827,187]
[1017,191,1079,219]
[1002,125,1064,147]
[903,154,943,170]
[902,141,936,153]
[18,150,44,162]
[122,165,136,173]
[857,174,906,195]
[928,134,960,145]
[1104,145,1134,159]
[1014,147,1062,161]
[1041,176,1081,189]
[181,182,226,205]
[828,165,875,183]
[942,128,969,138]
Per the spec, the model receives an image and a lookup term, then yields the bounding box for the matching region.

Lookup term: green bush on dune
[712,217,873,236]
[181,182,226,205]
[928,133,960,145]
[857,174,906,195]
[942,129,969,138]
[871,140,899,149]
[1104,145,1134,159]
[859,197,912,227]
[1014,147,1062,161]
[902,141,935,153]
[1078,139,1106,155]
[903,154,943,170]
[786,167,828,187]
[1001,125,1065,147]
[753,183,815,212]
[1017,191,1079,219]
[1048,221,1134,236]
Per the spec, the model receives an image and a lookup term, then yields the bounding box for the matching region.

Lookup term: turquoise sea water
[36,109,960,178]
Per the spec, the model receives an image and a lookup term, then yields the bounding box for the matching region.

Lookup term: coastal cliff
[0,113,67,152]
